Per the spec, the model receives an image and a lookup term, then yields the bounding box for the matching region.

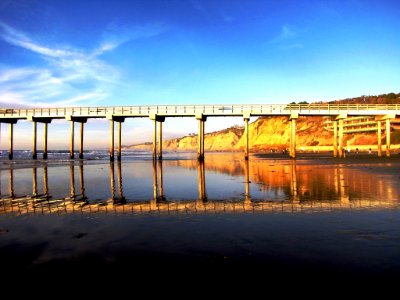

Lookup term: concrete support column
[333,120,338,157]
[157,121,163,160]
[338,119,344,158]
[152,119,157,160]
[8,123,13,160]
[28,117,52,160]
[117,121,122,161]
[386,118,391,157]
[149,114,164,160]
[79,123,84,159]
[105,115,123,161]
[69,121,75,159]
[377,121,382,157]
[32,122,37,159]
[196,114,206,161]
[110,120,114,162]
[244,118,250,160]
[376,114,394,158]
[289,114,298,159]
[43,123,48,159]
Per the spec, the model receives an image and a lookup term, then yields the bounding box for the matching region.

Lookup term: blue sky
[0,0,399,149]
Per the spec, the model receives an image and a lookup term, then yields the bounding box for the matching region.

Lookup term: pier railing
[1,103,400,118]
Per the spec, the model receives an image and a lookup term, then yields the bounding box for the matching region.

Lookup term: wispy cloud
[270,25,296,44]
[95,22,168,56]
[0,21,167,107]
[269,25,304,51]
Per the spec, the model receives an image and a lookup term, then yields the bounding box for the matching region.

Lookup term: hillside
[126,93,400,152]
[127,116,399,152]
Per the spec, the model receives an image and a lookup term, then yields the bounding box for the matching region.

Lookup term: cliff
[127,116,398,152]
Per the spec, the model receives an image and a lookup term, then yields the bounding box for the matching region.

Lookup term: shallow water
[1,151,400,281]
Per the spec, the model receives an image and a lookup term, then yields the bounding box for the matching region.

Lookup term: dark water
[1,151,400,284]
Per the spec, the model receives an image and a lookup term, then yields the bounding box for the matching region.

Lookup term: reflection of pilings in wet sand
[244,159,251,208]
[151,160,165,207]
[32,166,38,197]
[290,163,298,201]
[79,162,86,200]
[117,162,124,202]
[1,197,399,216]
[68,163,87,202]
[70,163,75,199]
[109,161,125,204]
[339,167,349,203]
[43,165,49,198]
[197,160,207,203]
[32,165,50,200]
[9,167,14,198]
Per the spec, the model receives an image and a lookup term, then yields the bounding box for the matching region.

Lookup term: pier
[1,103,400,160]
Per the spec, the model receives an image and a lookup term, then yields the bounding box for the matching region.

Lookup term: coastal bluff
[125,116,398,152]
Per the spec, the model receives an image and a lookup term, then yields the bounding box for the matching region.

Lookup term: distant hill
[328,92,400,104]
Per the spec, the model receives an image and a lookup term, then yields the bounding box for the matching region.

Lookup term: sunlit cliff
[127,116,399,151]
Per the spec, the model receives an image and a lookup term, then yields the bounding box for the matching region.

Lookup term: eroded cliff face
[127,116,392,151]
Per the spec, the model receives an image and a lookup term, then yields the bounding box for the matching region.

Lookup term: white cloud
[0,22,78,58]
[94,22,168,56]
[0,21,168,108]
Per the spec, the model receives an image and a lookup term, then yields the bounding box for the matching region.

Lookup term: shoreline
[0,151,399,170]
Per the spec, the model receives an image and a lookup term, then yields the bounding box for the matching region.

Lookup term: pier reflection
[69,162,87,202]
[109,162,125,204]
[151,160,165,205]
[0,157,399,215]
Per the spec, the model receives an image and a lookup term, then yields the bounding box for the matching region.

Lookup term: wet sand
[1,211,400,285]
[1,153,400,287]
